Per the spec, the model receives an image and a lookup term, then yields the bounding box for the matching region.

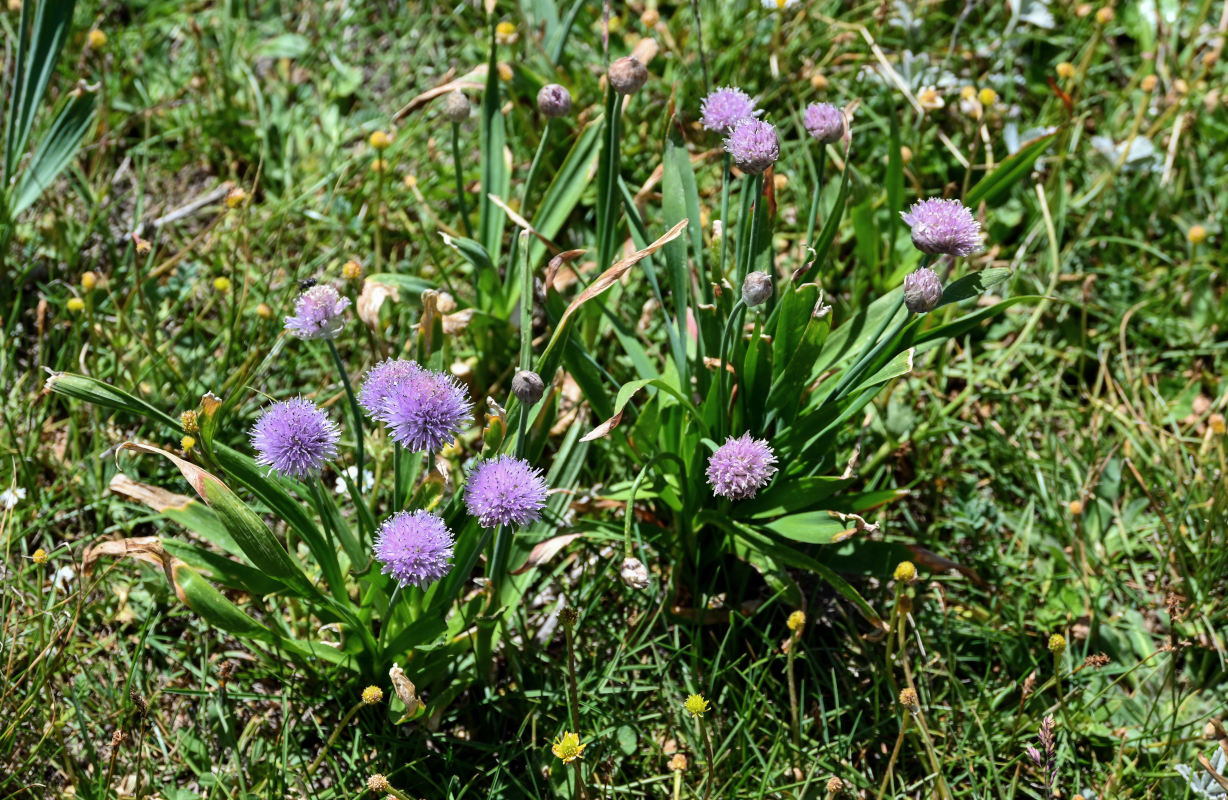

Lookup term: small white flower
[761,0,799,8]
[333,466,374,495]
[1,487,27,510]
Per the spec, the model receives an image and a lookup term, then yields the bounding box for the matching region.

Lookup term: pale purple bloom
[284,284,350,340]
[900,198,982,257]
[374,510,454,589]
[724,119,780,175]
[380,367,472,453]
[358,359,422,417]
[803,102,845,144]
[903,267,944,313]
[464,455,549,528]
[706,433,777,500]
[249,397,340,480]
[700,87,758,134]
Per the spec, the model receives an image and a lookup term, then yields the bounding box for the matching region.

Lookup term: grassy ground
[3,0,1227,798]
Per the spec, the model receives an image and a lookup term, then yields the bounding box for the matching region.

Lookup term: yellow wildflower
[551,731,586,763]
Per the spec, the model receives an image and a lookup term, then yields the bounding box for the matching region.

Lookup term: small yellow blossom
[1048,634,1067,655]
[899,145,913,164]
[213,276,231,292]
[134,235,152,254]
[810,72,830,91]
[551,731,585,763]
[225,186,248,209]
[893,561,917,583]
[1187,225,1207,245]
[787,610,806,632]
[668,753,688,771]
[67,297,85,313]
[917,86,944,111]
[362,685,384,705]
[32,549,48,565]
[81,271,97,291]
[87,29,107,49]
[403,174,418,189]
[343,260,363,280]
[683,693,710,718]
[1140,74,1157,92]
[898,687,920,710]
[370,158,386,173]
[960,85,977,102]
[1095,5,1114,24]
[181,410,199,434]
[497,62,513,82]
[640,8,659,27]
[1056,62,1076,80]
[181,435,196,451]
[366,775,389,793]
[256,302,274,319]
[368,130,392,151]
[1209,413,1225,435]
[1068,499,1084,516]
[978,87,997,106]
[495,20,518,44]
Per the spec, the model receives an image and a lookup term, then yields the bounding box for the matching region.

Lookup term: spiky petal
[464,455,549,528]
[706,433,777,500]
[373,510,455,589]
[802,102,845,144]
[249,397,340,480]
[899,198,982,257]
[724,119,780,175]
[284,284,350,340]
[700,87,758,134]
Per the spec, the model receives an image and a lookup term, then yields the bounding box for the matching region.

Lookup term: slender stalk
[521,119,553,220]
[327,339,364,496]
[563,621,582,732]
[740,173,764,286]
[451,122,472,238]
[689,0,710,91]
[373,160,385,272]
[699,715,716,800]
[804,147,827,255]
[306,698,366,776]
[874,714,909,800]
[379,585,401,652]
[786,630,801,768]
[715,153,732,294]
[393,443,403,510]
[716,299,746,440]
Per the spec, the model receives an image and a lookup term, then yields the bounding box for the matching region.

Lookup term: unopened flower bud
[608,56,648,95]
[619,557,650,590]
[512,370,545,406]
[893,560,917,583]
[443,91,470,123]
[537,83,573,118]
[366,775,389,793]
[1048,633,1067,655]
[81,271,98,291]
[741,271,773,307]
[902,267,943,314]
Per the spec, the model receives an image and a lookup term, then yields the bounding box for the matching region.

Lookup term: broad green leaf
[4,0,76,180]
[939,267,1012,307]
[45,372,181,429]
[764,511,857,544]
[966,131,1058,207]
[11,87,95,216]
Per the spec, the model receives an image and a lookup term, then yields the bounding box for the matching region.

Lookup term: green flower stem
[393,443,403,510]
[739,173,765,286]
[327,339,364,500]
[451,122,472,238]
[715,153,732,295]
[378,584,401,652]
[563,622,582,732]
[698,715,716,800]
[306,698,367,777]
[520,119,553,220]
[786,629,801,768]
[717,299,746,441]
[804,147,827,255]
[373,160,385,273]
[690,0,710,91]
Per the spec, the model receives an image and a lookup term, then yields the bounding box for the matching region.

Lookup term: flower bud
[512,370,545,406]
[619,557,650,590]
[902,267,943,314]
[608,56,648,95]
[443,91,470,123]
[741,271,773,307]
[537,83,573,117]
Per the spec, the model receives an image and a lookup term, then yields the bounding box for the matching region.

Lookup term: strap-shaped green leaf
[10,87,95,216]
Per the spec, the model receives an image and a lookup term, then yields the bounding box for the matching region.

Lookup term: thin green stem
[715,153,732,294]
[451,122,472,238]
[699,715,716,800]
[804,147,827,254]
[374,163,385,272]
[327,339,364,493]
[739,173,764,286]
[521,119,553,219]
[306,699,365,776]
[393,443,403,510]
[717,299,746,440]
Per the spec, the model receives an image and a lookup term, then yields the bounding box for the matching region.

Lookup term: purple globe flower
[724,119,780,175]
[373,510,454,589]
[249,397,340,480]
[903,267,944,314]
[706,433,777,500]
[358,359,423,418]
[700,86,758,134]
[802,102,845,144]
[284,284,351,340]
[900,198,982,257]
[464,455,549,528]
[381,366,472,453]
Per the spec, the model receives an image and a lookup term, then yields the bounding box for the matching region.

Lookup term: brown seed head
[608,56,648,95]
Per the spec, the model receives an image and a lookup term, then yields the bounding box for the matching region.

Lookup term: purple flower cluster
[359,359,472,453]
[900,198,982,257]
[374,510,454,589]
[464,455,549,528]
[725,119,780,175]
[284,284,350,340]
[250,397,340,480]
[700,87,758,133]
[706,433,777,500]
[803,102,845,144]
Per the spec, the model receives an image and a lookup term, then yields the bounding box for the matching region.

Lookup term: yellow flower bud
[1187,224,1207,245]
[32,548,48,565]
[181,435,196,451]
[256,302,274,319]
[494,20,518,44]
[893,561,917,583]
[1140,74,1157,92]
[87,29,107,49]
[1056,62,1076,80]
[668,753,688,771]
[368,130,392,151]
[67,297,85,313]
[343,260,363,280]
[978,87,997,106]
[786,610,806,632]
[1068,499,1084,516]
[81,271,98,291]
[213,277,231,292]
[898,687,919,710]
[683,693,710,718]
[810,72,830,91]
[1095,5,1114,24]
[1210,413,1225,435]
[225,186,248,209]
[640,8,660,27]
[362,685,384,705]
[497,62,513,82]
[1048,633,1067,655]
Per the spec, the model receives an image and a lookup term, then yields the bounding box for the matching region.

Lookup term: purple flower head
[724,119,780,175]
[700,87,758,134]
[249,397,340,480]
[900,198,982,257]
[373,510,454,589]
[706,433,777,500]
[803,102,845,144]
[464,455,549,528]
[903,267,944,314]
[358,359,423,418]
[381,366,472,453]
[284,284,350,340]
